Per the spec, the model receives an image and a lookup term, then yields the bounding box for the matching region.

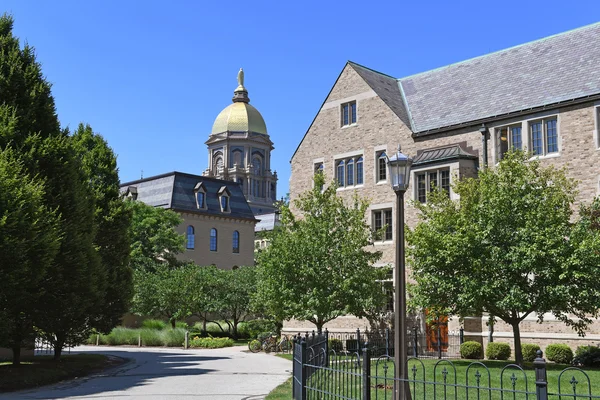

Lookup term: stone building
[288,23,600,350]
[121,172,257,269]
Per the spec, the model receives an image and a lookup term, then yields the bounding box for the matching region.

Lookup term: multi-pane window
[232,231,239,253]
[186,225,195,250]
[416,169,450,203]
[529,117,558,156]
[341,101,357,126]
[377,152,387,182]
[210,228,218,251]
[373,209,392,241]
[497,125,523,160]
[335,155,363,188]
[383,268,394,312]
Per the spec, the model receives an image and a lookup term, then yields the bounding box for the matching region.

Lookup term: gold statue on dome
[237,68,244,88]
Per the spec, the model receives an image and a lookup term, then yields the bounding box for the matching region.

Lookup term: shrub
[142,319,168,330]
[328,338,344,352]
[245,319,277,339]
[573,345,600,367]
[521,344,541,362]
[546,344,573,364]
[140,329,162,346]
[175,321,188,330]
[161,328,186,347]
[106,327,139,346]
[460,341,483,359]
[486,342,511,360]
[189,336,234,349]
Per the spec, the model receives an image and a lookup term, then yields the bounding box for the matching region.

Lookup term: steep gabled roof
[348,62,411,127]
[399,22,600,133]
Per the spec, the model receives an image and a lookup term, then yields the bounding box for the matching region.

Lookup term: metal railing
[293,335,600,400]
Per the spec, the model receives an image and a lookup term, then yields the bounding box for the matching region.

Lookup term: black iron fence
[292,332,600,400]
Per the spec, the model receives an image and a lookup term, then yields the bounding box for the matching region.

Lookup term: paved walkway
[0,345,291,400]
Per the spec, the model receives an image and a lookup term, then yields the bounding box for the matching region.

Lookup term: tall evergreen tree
[71,123,133,333]
[0,146,61,365]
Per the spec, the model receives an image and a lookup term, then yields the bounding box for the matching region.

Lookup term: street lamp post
[386,145,413,400]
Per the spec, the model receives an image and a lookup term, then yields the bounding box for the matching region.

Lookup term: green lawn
[268,356,600,400]
[0,354,125,392]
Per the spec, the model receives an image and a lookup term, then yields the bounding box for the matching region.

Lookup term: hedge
[486,342,511,360]
[545,344,573,364]
[521,344,541,362]
[460,341,483,359]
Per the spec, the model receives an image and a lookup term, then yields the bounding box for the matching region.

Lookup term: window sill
[529,152,560,161]
[336,184,364,192]
[341,123,359,129]
[373,240,394,246]
[376,180,388,186]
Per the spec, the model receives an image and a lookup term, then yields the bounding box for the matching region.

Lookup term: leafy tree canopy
[126,200,185,270]
[256,173,388,332]
[407,151,600,365]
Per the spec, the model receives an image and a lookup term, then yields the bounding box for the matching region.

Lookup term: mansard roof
[348,22,600,135]
[120,172,256,222]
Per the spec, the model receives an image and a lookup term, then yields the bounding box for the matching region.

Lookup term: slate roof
[412,144,478,167]
[121,172,256,222]
[347,22,600,135]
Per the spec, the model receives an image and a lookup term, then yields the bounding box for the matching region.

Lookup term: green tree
[0,147,61,365]
[189,265,222,334]
[132,262,196,328]
[26,135,106,359]
[126,200,185,271]
[256,173,388,332]
[71,123,133,333]
[1,14,105,361]
[407,151,600,365]
[217,267,257,339]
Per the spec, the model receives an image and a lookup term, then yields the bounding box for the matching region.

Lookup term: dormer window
[125,186,138,200]
[194,182,207,210]
[218,186,231,213]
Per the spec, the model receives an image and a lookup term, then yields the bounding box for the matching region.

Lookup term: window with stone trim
[415,168,450,203]
[341,101,357,126]
[529,117,558,156]
[335,155,363,188]
[314,162,324,190]
[496,124,523,160]
[373,209,392,242]
[377,151,387,182]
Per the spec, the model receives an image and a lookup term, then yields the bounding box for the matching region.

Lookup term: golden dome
[211,98,268,135]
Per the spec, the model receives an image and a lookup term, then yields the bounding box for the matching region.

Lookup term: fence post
[301,337,307,400]
[385,328,390,356]
[96,334,100,346]
[459,327,464,344]
[362,344,371,400]
[413,327,418,357]
[138,333,142,347]
[184,331,189,349]
[325,328,329,367]
[437,325,442,359]
[534,350,548,400]
[356,328,362,367]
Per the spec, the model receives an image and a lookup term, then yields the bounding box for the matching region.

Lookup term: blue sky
[3,0,600,197]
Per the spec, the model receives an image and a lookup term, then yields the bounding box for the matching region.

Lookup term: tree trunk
[511,322,523,366]
[315,321,324,334]
[11,344,21,366]
[53,340,63,361]
[170,318,176,329]
[202,317,207,334]
[232,321,238,340]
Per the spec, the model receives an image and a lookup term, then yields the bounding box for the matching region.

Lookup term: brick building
[288,23,600,350]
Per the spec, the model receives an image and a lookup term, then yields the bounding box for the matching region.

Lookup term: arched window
[378,152,387,182]
[210,228,218,251]
[252,157,262,176]
[356,157,364,185]
[186,226,195,250]
[337,160,345,187]
[347,158,354,186]
[232,231,240,253]
[214,156,224,172]
[232,149,243,167]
